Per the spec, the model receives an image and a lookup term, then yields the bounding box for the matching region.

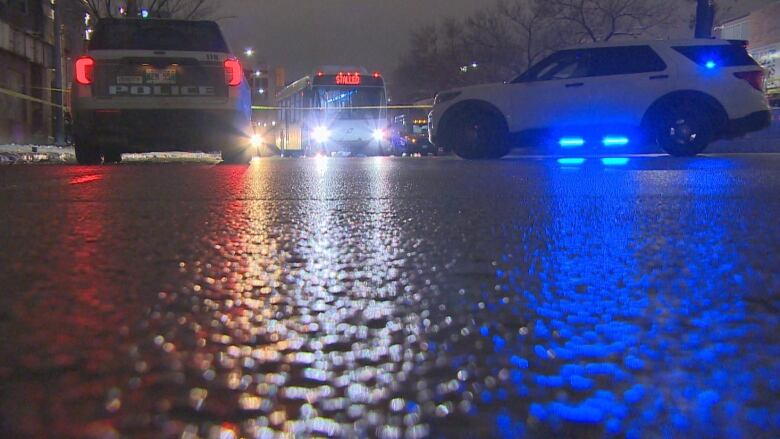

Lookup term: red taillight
[734,70,765,92]
[224,59,243,86]
[75,56,95,85]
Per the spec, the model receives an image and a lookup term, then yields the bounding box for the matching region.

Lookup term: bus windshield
[315,86,385,119]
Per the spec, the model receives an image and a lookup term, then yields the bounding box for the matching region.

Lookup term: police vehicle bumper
[73,108,251,152]
[726,110,772,138]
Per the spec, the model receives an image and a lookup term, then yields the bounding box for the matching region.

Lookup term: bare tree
[496,0,575,71]
[547,0,677,42]
[80,0,214,19]
[463,8,516,78]
[394,0,683,102]
[394,20,476,102]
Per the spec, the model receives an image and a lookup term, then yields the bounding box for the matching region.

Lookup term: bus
[274,66,390,156]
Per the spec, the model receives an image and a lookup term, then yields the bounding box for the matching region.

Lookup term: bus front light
[372,128,387,141]
[312,126,331,143]
[251,134,263,148]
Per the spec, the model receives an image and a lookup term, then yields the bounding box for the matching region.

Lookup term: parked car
[392,111,437,155]
[430,39,772,159]
[71,18,254,164]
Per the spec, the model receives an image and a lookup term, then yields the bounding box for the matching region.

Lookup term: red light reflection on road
[69,174,104,185]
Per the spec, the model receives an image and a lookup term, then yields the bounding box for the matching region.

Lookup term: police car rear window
[672,44,758,67]
[89,20,229,52]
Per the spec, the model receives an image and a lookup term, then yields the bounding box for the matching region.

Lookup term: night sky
[219,0,484,80]
[217,0,771,83]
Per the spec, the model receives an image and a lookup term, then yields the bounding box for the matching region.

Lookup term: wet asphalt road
[1,155,780,438]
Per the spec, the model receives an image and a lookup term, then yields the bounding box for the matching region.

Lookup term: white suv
[71,18,253,164]
[429,39,771,159]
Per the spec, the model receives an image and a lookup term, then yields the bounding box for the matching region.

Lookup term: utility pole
[53,0,65,145]
[695,0,715,38]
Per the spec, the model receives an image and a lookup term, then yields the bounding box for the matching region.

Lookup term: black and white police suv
[429,39,772,159]
[71,18,254,164]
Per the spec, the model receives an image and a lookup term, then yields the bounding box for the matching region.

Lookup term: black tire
[447,107,509,159]
[103,149,123,164]
[74,141,102,165]
[221,147,252,164]
[655,102,713,157]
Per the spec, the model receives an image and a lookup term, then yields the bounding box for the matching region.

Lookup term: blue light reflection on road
[558,158,586,166]
[602,157,630,166]
[479,161,780,437]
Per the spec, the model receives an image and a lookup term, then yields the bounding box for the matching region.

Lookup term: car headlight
[312,126,331,143]
[372,128,387,141]
[250,134,262,147]
[434,91,462,105]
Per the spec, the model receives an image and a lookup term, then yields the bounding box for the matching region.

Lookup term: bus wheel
[221,142,252,164]
[103,149,123,164]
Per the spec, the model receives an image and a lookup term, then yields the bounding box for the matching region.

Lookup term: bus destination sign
[335,72,361,86]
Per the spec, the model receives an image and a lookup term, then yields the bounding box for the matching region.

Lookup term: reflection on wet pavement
[1,157,779,438]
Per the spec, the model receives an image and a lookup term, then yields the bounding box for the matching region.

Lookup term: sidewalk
[0,144,74,164]
[0,145,221,164]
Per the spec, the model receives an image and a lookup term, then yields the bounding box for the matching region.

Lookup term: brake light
[734,70,765,92]
[224,59,243,86]
[75,56,95,85]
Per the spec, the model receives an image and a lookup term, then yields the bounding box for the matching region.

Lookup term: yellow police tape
[0,86,68,109]
[1,86,432,112]
[31,86,71,93]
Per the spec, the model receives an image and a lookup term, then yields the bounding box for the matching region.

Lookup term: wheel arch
[641,90,729,137]
[437,99,508,150]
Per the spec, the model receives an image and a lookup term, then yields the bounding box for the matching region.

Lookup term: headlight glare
[250,134,262,147]
[312,126,331,143]
[372,128,386,141]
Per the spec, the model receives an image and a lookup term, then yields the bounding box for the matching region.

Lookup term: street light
[244,48,254,57]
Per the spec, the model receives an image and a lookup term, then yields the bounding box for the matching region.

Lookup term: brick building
[0,0,55,143]
[1,0,85,144]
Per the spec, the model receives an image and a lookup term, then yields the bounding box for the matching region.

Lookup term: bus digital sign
[312,72,384,87]
[335,72,361,85]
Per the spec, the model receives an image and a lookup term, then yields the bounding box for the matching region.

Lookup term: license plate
[116,75,143,84]
[144,68,177,84]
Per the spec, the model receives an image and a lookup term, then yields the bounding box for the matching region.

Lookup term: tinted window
[514,46,666,83]
[89,20,229,52]
[589,46,667,76]
[673,44,758,67]
[513,50,593,82]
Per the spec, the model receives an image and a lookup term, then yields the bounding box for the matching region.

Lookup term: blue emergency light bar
[559,137,585,148]
[603,136,629,147]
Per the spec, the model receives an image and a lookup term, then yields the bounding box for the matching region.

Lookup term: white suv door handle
[649,74,670,80]
[565,82,585,88]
